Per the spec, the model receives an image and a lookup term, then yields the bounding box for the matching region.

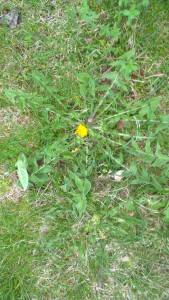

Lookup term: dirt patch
[0,170,26,202]
[0,107,33,138]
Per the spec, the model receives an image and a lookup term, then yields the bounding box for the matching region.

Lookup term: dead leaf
[101,66,111,74]
[113,170,124,182]
[130,85,137,99]
[2,9,8,15]
[86,37,92,44]
[116,119,125,130]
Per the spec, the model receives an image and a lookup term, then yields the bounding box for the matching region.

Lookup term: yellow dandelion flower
[75,124,88,138]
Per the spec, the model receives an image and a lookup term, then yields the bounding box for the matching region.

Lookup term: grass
[0,0,169,299]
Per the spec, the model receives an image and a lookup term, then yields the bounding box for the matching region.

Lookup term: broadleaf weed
[1,0,169,298]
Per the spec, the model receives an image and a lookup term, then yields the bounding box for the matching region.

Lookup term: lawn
[0,0,169,299]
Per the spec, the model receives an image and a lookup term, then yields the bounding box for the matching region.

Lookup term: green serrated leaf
[152,157,169,167]
[131,139,140,151]
[129,164,138,175]
[152,143,169,166]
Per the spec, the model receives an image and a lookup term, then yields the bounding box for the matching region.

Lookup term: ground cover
[0,0,169,299]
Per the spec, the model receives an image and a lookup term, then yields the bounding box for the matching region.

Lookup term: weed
[0,0,169,298]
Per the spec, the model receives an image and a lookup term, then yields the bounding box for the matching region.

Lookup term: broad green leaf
[74,175,84,191]
[131,172,150,184]
[99,24,112,37]
[107,208,118,217]
[73,175,91,195]
[4,89,31,110]
[125,200,135,210]
[77,73,95,98]
[122,215,143,225]
[16,153,27,169]
[32,71,49,85]
[30,173,48,186]
[79,84,87,99]
[152,142,169,166]
[142,0,150,7]
[150,97,161,111]
[151,175,163,191]
[152,157,169,167]
[161,115,169,123]
[155,142,162,156]
[129,164,138,175]
[112,22,121,41]
[145,140,154,156]
[141,156,154,163]
[118,0,130,7]
[163,207,169,219]
[131,139,140,151]
[83,179,91,195]
[15,154,28,191]
[87,163,95,176]
[32,158,39,173]
[67,169,75,180]
[17,168,28,191]
[74,195,87,217]
[141,168,150,180]
[4,89,18,104]
[77,72,88,83]
[102,71,118,80]
[72,194,82,203]
[118,49,136,60]
[142,140,154,162]
[77,161,86,175]
[149,198,167,210]
[111,226,128,236]
[78,0,98,24]
[34,165,53,175]
[139,105,149,117]
[155,122,169,134]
